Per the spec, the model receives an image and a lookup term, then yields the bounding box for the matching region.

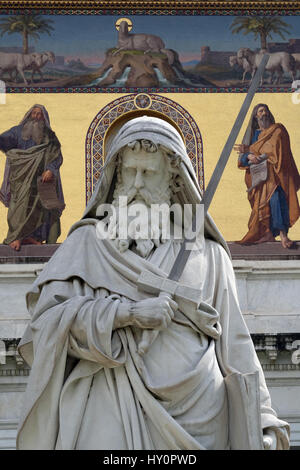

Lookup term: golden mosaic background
[0,92,299,242]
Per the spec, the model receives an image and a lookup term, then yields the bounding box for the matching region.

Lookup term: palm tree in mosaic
[0,14,54,54]
[230,16,292,50]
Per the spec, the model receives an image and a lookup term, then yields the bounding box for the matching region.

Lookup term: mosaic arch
[85,93,204,203]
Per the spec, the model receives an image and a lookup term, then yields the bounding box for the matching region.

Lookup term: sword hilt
[137,270,202,304]
[137,271,202,355]
[137,292,171,356]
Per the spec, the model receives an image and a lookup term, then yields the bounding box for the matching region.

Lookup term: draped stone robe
[16,221,288,450]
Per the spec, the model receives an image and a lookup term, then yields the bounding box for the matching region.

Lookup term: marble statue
[16,116,289,450]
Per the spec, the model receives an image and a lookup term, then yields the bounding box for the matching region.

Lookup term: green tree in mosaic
[230,16,292,50]
[0,14,54,54]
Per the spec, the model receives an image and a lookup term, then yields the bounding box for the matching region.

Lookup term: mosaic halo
[115,17,133,31]
[85,93,204,203]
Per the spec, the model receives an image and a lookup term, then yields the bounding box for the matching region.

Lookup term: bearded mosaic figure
[235,103,300,248]
[0,104,65,251]
[17,116,289,450]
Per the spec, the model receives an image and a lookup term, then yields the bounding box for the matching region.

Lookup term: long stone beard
[21,119,45,145]
[257,115,272,130]
[110,184,171,258]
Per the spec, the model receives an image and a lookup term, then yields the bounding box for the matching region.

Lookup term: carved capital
[0,339,24,368]
[251,333,300,369]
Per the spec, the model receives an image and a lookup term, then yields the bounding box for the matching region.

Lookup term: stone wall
[0,247,300,449]
[268,39,300,53]
[200,46,235,67]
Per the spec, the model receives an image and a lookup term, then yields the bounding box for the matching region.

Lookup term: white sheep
[0,51,55,84]
[229,55,253,82]
[0,52,36,85]
[237,48,295,85]
[292,53,300,78]
[115,20,165,54]
[113,20,175,64]
[27,51,55,83]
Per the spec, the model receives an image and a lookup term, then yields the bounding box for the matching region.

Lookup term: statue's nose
[134,169,144,189]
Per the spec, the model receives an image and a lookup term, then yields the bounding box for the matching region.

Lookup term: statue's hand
[263,428,277,450]
[114,293,178,330]
[131,293,178,330]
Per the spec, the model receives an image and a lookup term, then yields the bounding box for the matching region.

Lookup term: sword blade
[201,53,269,212]
[168,54,269,282]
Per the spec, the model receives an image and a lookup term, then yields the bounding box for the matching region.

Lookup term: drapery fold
[17,223,289,450]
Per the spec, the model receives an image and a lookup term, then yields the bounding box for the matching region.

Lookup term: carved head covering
[79,115,229,256]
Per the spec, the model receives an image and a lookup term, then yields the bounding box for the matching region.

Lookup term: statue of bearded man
[16,116,289,450]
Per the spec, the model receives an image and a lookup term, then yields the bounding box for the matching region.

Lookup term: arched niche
[85,93,204,203]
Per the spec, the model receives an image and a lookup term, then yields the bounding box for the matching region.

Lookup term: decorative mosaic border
[1,9,300,16]
[85,93,204,203]
[6,86,295,93]
[1,1,300,12]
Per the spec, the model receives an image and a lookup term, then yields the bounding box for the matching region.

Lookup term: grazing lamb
[229,55,253,82]
[0,51,55,85]
[28,51,55,82]
[0,52,37,85]
[237,48,295,84]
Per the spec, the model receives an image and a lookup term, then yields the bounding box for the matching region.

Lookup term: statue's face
[121,146,169,201]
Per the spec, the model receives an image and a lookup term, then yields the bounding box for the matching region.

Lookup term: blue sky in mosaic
[0,14,299,65]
